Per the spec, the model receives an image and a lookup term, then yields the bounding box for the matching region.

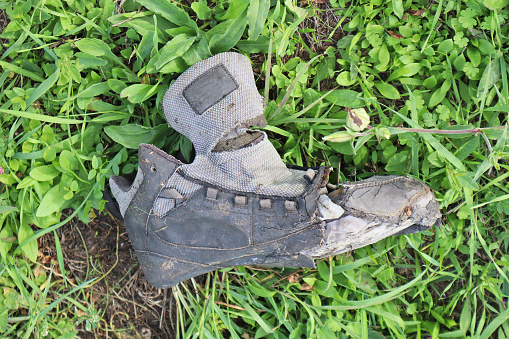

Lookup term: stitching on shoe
[339,176,415,191]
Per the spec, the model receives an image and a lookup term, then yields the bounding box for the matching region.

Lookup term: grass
[0,0,508,337]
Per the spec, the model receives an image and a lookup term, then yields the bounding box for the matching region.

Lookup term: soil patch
[0,9,8,34]
[39,211,175,338]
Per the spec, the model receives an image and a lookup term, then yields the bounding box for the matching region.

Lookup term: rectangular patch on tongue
[183,64,238,115]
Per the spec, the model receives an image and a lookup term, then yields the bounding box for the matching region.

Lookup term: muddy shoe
[109,148,440,288]
[107,52,441,288]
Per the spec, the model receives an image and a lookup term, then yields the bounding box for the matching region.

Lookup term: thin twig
[112,16,136,27]
[359,125,507,136]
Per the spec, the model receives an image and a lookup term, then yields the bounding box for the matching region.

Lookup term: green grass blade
[0,108,84,124]
[0,61,45,82]
[25,68,60,107]
[316,270,427,310]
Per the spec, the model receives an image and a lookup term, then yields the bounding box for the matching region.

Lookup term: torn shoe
[108,52,441,288]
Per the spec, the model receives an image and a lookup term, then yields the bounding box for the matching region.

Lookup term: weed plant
[0,0,508,337]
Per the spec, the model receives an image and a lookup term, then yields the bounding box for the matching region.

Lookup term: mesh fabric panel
[180,134,308,197]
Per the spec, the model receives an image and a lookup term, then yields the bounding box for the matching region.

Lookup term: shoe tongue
[181,134,309,197]
[162,52,266,155]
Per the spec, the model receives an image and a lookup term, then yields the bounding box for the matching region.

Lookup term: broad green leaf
[29,165,60,181]
[25,68,60,107]
[477,39,498,55]
[191,0,211,20]
[429,79,451,107]
[92,155,99,169]
[438,39,454,54]
[368,329,386,339]
[120,84,161,104]
[215,0,249,20]
[483,0,509,9]
[107,79,127,93]
[455,136,479,160]
[59,150,79,171]
[353,145,369,167]
[313,280,337,297]
[374,82,400,100]
[477,57,501,98]
[454,54,466,72]
[16,177,36,189]
[385,151,409,172]
[326,90,364,108]
[0,174,18,185]
[0,206,17,214]
[472,157,493,182]
[159,57,188,74]
[209,15,248,54]
[127,18,167,41]
[104,124,169,149]
[0,227,13,260]
[323,131,356,143]
[74,82,110,99]
[18,222,38,262]
[392,0,404,18]
[376,43,389,71]
[327,140,355,155]
[74,38,126,69]
[36,185,66,217]
[247,0,270,40]
[156,34,196,69]
[423,75,437,89]
[247,285,276,298]
[137,0,198,32]
[74,38,113,58]
[428,88,447,107]
[137,31,155,61]
[456,171,479,190]
[284,0,308,17]
[77,55,108,68]
[467,46,481,67]
[236,35,270,53]
[182,37,212,65]
[387,63,422,82]
[336,71,356,86]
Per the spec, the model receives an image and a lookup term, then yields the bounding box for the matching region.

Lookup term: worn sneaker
[108,52,441,288]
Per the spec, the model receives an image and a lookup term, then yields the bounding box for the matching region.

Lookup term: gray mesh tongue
[180,133,309,197]
[162,52,265,154]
